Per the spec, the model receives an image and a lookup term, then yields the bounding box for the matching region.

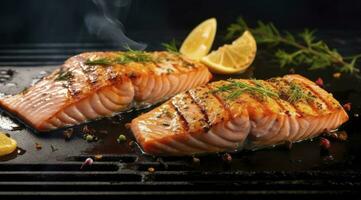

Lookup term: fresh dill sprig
[122,45,153,62]
[85,58,113,65]
[212,79,279,100]
[226,17,361,78]
[85,47,153,66]
[55,69,73,81]
[287,82,314,103]
[161,39,179,54]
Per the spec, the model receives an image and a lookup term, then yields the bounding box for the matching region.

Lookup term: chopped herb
[85,134,95,142]
[166,68,174,73]
[85,58,113,65]
[117,134,127,143]
[161,39,179,54]
[21,87,29,94]
[55,69,73,81]
[85,47,153,66]
[212,79,279,100]
[287,82,314,103]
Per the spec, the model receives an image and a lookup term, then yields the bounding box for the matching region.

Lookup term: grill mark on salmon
[131,74,349,156]
[0,51,212,132]
[170,101,190,133]
[293,81,320,114]
[205,84,231,119]
[268,78,304,116]
[292,79,331,110]
[186,91,211,130]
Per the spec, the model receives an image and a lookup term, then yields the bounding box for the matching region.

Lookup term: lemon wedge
[180,18,217,60]
[201,30,257,74]
[0,132,17,157]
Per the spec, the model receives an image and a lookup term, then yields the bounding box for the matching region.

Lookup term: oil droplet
[17,147,27,155]
[0,147,26,161]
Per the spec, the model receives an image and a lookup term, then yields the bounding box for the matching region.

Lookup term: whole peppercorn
[320,137,331,156]
[315,78,324,87]
[342,103,351,112]
[320,137,331,150]
[222,153,232,163]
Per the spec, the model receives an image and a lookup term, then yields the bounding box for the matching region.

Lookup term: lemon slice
[201,30,257,74]
[180,18,217,60]
[0,132,17,157]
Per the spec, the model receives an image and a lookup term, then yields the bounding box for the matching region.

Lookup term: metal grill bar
[0,43,121,66]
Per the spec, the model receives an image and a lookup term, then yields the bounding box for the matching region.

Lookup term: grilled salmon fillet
[0,51,212,131]
[131,74,349,155]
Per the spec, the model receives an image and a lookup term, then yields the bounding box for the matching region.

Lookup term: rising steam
[85,0,147,50]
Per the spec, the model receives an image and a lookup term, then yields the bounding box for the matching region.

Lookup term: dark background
[1,0,361,44]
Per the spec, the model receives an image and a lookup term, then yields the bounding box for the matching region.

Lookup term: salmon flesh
[131,74,349,155]
[0,51,212,131]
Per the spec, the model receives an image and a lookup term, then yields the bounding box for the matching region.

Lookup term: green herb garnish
[85,47,153,66]
[21,87,29,94]
[161,39,179,54]
[55,69,73,81]
[85,58,113,65]
[212,79,279,100]
[120,46,154,63]
[117,134,127,143]
[226,17,361,78]
[287,82,314,103]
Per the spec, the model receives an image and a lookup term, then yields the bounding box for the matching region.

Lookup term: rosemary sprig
[226,17,361,78]
[161,39,179,54]
[85,47,153,66]
[212,79,279,100]
[287,82,314,103]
